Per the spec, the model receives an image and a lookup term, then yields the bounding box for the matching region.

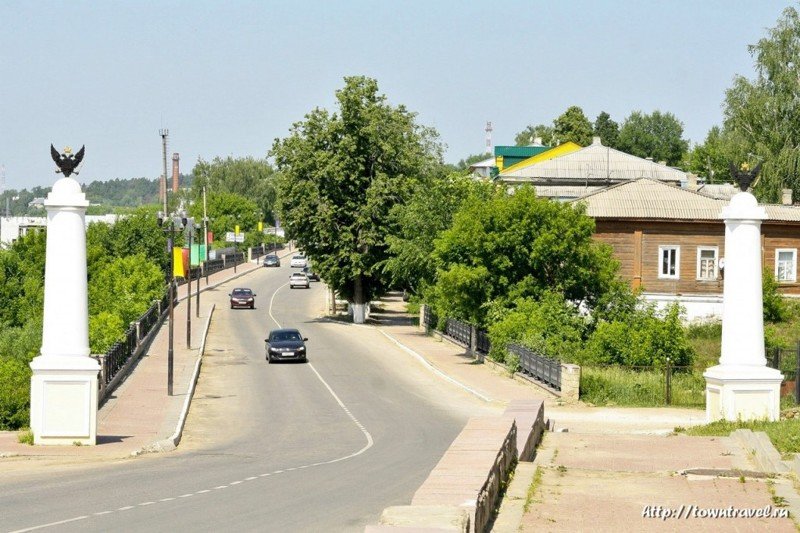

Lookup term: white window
[775,248,797,282]
[696,247,718,281]
[659,246,680,279]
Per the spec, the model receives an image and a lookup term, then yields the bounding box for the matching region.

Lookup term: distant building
[28,197,46,209]
[0,214,119,245]
[498,137,690,200]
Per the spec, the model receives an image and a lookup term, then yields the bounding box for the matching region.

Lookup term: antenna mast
[160,129,169,214]
[485,121,493,154]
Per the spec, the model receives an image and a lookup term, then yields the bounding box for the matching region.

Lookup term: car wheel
[250,303,255,309]
[230,304,234,309]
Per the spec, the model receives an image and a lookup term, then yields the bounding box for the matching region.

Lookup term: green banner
[191,244,201,266]
[199,244,208,262]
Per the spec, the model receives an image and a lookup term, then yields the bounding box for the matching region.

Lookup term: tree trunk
[352,275,366,324]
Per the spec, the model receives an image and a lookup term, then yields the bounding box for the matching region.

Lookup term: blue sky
[0,0,791,189]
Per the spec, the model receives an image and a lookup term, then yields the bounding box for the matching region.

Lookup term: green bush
[581,303,695,367]
[0,357,31,430]
[763,269,787,323]
[89,312,126,354]
[486,292,586,365]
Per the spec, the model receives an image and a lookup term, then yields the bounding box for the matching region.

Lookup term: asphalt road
[0,263,494,532]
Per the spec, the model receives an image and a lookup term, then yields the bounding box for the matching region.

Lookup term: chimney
[592,136,602,146]
[658,161,667,166]
[171,153,180,193]
[687,173,698,191]
[782,188,793,205]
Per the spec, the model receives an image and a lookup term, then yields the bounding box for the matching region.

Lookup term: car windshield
[232,289,252,296]
[291,273,306,278]
[293,256,305,260]
[271,331,302,342]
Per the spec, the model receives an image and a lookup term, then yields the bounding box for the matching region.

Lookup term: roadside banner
[191,244,201,266]
[173,247,188,277]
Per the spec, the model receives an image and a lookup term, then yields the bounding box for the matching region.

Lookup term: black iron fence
[476,328,491,354]
[767,341,800,400]
[508,344,561,391]
[444,318,471,347]
[204,258,225,277]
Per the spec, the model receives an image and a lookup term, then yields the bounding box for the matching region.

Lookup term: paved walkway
[365,295,799,532]
[0,251,289,465]
[2,284,797,530]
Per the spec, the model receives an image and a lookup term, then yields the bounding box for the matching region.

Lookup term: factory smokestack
[172,153,180,193]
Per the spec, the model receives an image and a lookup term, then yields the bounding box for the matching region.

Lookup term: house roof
[571,178,800,223]
[499,138,688,184]
[499,142,582,175]
[468,157,496,170]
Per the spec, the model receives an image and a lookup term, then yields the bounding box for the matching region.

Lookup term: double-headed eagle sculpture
[729,161,762,193]
[50,144,85,178]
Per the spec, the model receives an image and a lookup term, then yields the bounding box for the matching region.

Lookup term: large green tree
[271,76,442,321]
[429,186,619,325]
[191,156,277,223]
[720,6,800,201]
[384,173,492,294]
[553,106,594,146]
[514,124,555,146]
[617,110,688,166]
[593,111,620,148]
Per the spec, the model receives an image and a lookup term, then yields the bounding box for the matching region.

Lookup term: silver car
[289,272,310,289]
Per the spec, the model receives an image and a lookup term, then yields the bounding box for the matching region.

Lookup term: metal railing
[508,343,561,391]
[204,258,225,277]
[767,341,800,399]
[476,328,491,355]
[444,317,471,347]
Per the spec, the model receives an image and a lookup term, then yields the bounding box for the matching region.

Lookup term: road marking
[11,274,377,532]
[8,515,89,532]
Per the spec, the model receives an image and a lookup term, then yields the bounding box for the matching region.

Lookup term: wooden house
[573,179,800,321]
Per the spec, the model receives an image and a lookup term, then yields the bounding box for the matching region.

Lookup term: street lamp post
[158,209,187,396]
[184,217,196,348]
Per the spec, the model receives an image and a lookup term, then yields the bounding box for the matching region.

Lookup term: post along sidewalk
[0,258,271,461]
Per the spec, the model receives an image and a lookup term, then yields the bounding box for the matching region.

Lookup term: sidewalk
[365,295,799,532]
[0,252,285,465]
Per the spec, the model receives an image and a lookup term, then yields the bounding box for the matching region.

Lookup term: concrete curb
[372,327,493,403]
[133,303,216,456]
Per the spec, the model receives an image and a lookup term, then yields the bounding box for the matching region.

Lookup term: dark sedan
[229,288,256,309]
[265,328,308,363]
[263,254,280,267]
[302,266,320,281]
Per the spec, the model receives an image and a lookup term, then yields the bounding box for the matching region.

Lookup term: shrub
[581,303,695,368]
[763,269,786,323]
[89,312,126,354]
[580,366,705,407]
[0,357,31,430]
[486,292,586,365]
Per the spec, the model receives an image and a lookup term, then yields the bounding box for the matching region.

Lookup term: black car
[229,287,256,309]
[302,266,320,281]
[263,254,280,267]
[265,328,308,363]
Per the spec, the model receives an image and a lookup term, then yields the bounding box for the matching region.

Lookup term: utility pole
[160,129,169,214]
[204,186,209,285]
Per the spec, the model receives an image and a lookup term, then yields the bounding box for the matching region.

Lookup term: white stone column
[704,192,783,422]
[29,177,100,445]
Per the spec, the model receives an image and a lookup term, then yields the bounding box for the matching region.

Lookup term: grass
[580,366,706,407]
[676,418,800,455]
[523,466,544,513]
[17,429,33,445]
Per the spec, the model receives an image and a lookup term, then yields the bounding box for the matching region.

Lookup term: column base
[30,355,100,446]
[703,365,783,422]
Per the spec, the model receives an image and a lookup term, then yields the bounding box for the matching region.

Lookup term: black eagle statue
[50,144,85,178]
[729,161,762,193]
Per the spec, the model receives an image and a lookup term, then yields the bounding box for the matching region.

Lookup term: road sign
[225,231,244,243]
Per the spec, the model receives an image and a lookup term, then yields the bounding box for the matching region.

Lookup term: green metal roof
[494,145,549,158]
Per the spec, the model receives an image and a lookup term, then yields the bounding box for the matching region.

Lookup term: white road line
[12,274,377,533]
[8,515,89,533]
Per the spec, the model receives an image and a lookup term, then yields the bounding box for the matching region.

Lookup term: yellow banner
[173,247,185,278]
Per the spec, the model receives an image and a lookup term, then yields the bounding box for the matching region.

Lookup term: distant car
[290,255,308,268]
[263,254,280,267]
[289,272,310,289]
[302,266,320,281]
[265,328,308,363]
[229,287,256,309]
